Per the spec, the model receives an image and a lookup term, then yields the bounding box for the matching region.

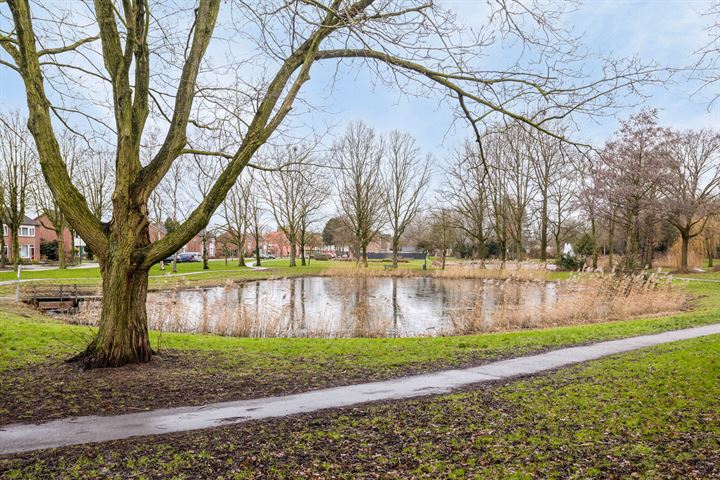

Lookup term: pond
[136,276,561,337]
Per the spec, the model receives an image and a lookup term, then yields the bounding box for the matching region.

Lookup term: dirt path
[1,323,718,455]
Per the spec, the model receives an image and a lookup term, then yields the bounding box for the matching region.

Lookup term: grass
[0,257,574,297]
[1,282,720,425]
[2,331,717,478]
[1,269,719,476]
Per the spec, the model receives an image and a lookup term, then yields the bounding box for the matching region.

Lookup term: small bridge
[22,285,102,312]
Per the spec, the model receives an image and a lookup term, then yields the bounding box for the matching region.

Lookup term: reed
[320,265,547,281]
[448,272,687,335]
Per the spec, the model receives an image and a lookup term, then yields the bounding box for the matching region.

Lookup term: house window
[2,225,7,236]
[19,226,35,237]
[20,244,35,259]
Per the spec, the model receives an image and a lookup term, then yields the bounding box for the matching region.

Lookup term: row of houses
[2,215,396,263]
[1,215,85,262]
[1,217,206,262]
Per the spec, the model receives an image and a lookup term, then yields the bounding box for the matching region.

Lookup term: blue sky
[0,0,718,162]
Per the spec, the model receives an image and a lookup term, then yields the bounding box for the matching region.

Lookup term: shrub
[556,253,585,271]
[40,239,59,261]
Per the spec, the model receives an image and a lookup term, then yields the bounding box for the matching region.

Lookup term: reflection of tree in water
[352,277,371,336]
[287,279,296,332]
[390,277,402,336]
[300,277,307,330]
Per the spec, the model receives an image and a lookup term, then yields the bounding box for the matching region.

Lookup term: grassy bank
[1,292,719,425]
[0,258,571,297]
[2,331,717,478]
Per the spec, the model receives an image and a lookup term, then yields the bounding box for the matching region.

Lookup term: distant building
[149,223,204,255]
[2,216,39,261]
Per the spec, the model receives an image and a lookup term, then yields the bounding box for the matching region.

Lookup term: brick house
[35,214,75,260]
[2,215,40,261]
[149,222,206,256]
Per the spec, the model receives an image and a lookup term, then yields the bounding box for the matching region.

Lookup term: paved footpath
[1,323,719,455]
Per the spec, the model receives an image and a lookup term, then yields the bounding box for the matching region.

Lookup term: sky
[296,0,719,157]
[0,0,719,216]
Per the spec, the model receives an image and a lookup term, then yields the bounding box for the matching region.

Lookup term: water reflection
[144,276,559,338]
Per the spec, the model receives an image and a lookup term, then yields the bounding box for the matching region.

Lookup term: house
[263,230,290,257]
[35,214,75,260]
[149,222,206,257]
[2,216,40,261]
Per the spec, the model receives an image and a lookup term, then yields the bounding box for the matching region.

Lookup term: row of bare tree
[1,0,717,367]
[0,112,112,271]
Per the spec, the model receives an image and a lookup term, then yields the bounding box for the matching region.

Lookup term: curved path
[1,323,719,455]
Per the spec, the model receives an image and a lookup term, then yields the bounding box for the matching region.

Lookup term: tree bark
[608,213,615,269]
[540,191,548,262]
[0,225,5,269]
[202,230,209,270]
[255,234,261,267]
[57,234,65,269]
[392,238,399,268]
[70,228,152,368]
[237,234,246,267]
[591,216,598,270]
[300,243,306,266]
[680,232,690,272]
[289,242,297,267]
[11,228,20,271]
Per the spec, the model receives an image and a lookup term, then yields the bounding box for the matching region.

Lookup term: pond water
[139,276,561,337]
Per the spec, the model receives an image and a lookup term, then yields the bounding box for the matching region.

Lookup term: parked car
[259,253,276,259]
[163,255,179,264]
[178,253,200,262]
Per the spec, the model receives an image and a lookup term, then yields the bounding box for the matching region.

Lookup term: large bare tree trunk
[71,221,152,368]
[392,238,399,268]
[202,230,209,270]
[679,232,690,272]
[11,228,20,270]
[289,243,297,267]
[57,234,65,269]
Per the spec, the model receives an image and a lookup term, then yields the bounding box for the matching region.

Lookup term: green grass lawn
[1,267,719,476]
[2,330,717,478]
[1,287,720,425]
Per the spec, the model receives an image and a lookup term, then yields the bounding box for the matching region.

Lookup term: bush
[574,233,595,257]
[40,239,59,261]
[556,253,585,271]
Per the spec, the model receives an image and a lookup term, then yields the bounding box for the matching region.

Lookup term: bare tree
[0,112,35,271]
[0,0,661,367]
[548,159,578,259]
[77,150,113,223]
[664,129,720,271]
[298,175,328,266]
[222,173,253,267]
[595,110,671,271]
[447,145,488,259]
[248,184,267,267]
[159,160,188,273]
[334,122,385,267]
[33,131,83,268]
[382,130,430,268]
[694,1,720,106]
[262,146,320,267]
[503,124,537,260]
[527,125,567,262]
[431,206,455,270]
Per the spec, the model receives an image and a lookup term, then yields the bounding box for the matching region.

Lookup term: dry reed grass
[321,264,547,282]
[448,272,687,335]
